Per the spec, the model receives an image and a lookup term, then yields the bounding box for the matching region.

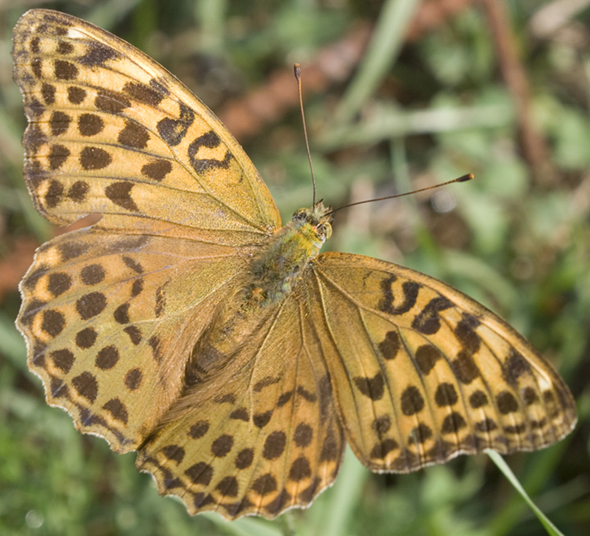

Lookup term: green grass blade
[321,103,514,150]
[200,512,284,536]
[318,447,368,536]
[334,0,420,124]
[486,450,566,536]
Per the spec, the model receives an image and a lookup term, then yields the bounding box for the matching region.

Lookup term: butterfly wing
[17,230,258,452]
[137,293,344,519]
[12,9,281,241]
[304,252,576,472]
[13,9,281,452]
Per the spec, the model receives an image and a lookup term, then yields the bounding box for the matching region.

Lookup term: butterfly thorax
[247,201,332,307]
[185,203,332,384]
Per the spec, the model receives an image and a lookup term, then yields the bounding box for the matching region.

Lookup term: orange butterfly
[13,9,576,519]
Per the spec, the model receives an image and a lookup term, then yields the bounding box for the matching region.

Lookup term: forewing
[12,9,281,245]
[137,293,344,519]
[306,252,576,472]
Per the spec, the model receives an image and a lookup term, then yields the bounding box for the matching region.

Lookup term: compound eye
[292,209,307,221]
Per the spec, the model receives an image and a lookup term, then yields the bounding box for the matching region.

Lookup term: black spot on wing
[79,43,121,67]
[188,131,232,174]
[378,277,420,316]
[157,102,194,146]
[502,348,532,386]
[412,296,453,335]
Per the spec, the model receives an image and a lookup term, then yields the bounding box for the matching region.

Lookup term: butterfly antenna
[325,174,474,217]
[294,64,317,207]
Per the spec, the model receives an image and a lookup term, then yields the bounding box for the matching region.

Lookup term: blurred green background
[1,0,589,535]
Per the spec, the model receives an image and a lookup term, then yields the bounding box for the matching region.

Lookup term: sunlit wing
[137,293,344,519]
[12,9,281,244]
[304,252,576,472]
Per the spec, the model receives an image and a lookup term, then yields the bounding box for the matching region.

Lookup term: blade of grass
[488,396,584,535]
[322,103,514,150]
[316,447,368,536]
[334,0,420,124]
[195,0,227,54]
[200,512,284,536]
[486,449,566,536]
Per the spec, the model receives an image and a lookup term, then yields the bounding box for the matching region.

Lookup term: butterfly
[13,9,576,520]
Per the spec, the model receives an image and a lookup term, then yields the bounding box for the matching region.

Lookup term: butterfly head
[291,201,333,246]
